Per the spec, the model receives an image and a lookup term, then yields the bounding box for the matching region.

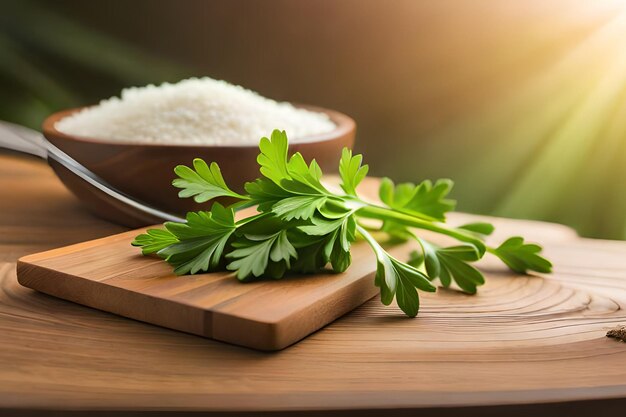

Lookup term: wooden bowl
[42,105,356,227]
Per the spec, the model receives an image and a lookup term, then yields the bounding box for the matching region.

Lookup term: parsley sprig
[132,130,552,317]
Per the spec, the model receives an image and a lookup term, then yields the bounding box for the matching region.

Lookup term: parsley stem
[235,211,270,226]
[356,205,485,253]
[356,225,386,258]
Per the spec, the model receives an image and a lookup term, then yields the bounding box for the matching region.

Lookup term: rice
[55,77,336,145]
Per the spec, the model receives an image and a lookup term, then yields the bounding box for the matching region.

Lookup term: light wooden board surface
[16,228,397,351]
[1,152,625,416]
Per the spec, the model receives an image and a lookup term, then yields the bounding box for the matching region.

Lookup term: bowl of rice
[42,78,355,225]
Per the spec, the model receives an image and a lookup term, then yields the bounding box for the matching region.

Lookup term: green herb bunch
[132,130,551,317]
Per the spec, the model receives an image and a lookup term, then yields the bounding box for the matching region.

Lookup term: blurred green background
[1,0,625,239]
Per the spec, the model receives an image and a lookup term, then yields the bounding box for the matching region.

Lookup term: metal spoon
[0,121,184,224]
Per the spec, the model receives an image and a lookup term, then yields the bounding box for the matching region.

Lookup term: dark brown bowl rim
[42,104,355,149]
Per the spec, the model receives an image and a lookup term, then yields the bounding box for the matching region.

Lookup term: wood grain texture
[16,229,396,351]
[1,152,625,416]
[0,153,125,261]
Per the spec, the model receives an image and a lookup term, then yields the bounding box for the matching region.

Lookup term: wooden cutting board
[16,228,412,351]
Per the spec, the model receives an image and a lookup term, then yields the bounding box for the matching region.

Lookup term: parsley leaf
[227,230,297,280]
[257,130,291,184]
[490,237,553,274]
[339,148,369,196]
[410,239,484,294]
[257,130,329,194]
[244,178,292,211]
[270,195,328,221]
[457,222,495,236]
[299,213,356,272]
[131,229,179,255]
[290,234,331,273]
[251,130,333,220]
[285,153,329,194]
[134,203,236,275]
[379,177,456,221]
[173,158,248,202]
[359,226,435,317]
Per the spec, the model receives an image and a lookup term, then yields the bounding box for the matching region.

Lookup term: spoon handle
[0,120,184,224]
[0,121,48,158]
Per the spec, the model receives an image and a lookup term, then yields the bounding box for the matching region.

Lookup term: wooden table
[1,152,625,416]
